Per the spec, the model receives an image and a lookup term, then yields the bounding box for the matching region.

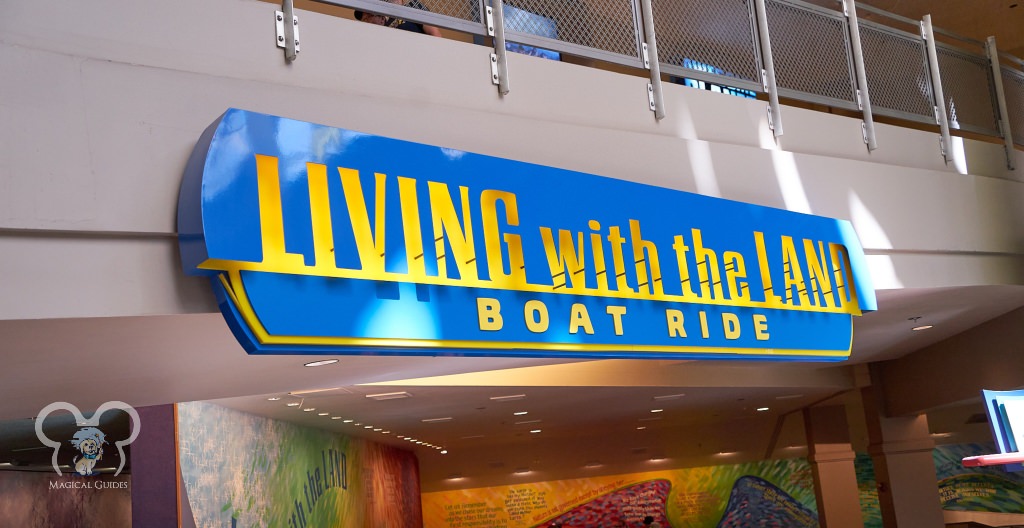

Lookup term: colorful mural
[421,458,817,527]
[935,443,1024,513]
[177,402,421,527]
[855,442,1024,524]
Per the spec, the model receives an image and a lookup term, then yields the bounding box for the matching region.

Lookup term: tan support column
[803,405,866,527]
[861,365,944,527]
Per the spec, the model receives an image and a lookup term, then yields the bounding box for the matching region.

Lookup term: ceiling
[3,284,1023,489]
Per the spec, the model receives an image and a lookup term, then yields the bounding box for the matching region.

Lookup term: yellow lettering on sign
[569,304,594,335]
[254,154,306,269]
[754,314,770,340]
[481,190,526,288]
[606,306,627,336]
[723,251,749,302]
[397,176,427,280]
[429,182,479,281]
[477,298,503,331]
[524,300,549,333]
[540,227,585,290]
[698,310,710,339]
[339,167,386,275]
[630,220,663,296]
[666,310,686,338]
[722,312,741,340]
[781,236,810,307]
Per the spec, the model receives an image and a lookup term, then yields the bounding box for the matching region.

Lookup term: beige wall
[2,0,1024,322]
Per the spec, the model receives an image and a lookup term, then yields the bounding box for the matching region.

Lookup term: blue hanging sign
[178,109,876,360]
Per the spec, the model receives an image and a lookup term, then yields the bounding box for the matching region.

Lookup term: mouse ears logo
[34,401,141,477]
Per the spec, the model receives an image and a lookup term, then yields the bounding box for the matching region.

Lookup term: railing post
[637,0,665,120]
[276,0,300,62]
[843,0,877,151]
[487,0,510,95]
[986,36,1016,170]
[752,0,783,138]
[921,15,952,162]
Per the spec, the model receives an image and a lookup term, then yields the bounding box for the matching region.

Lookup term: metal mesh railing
[763,0,856,108]
[856,22,934,124]
[935,44,1000,136]
[650,0,762,91]
[345,0,487,35]
[414,0,483,24]
[324,0,1024,156]
[502,0,642,64]
[1001,67,1024,147]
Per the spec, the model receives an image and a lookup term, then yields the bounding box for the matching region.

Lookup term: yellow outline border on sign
[217,270,852,359]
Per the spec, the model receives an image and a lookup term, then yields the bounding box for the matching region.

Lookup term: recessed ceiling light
[637,426,646,430]
[318,412,329,416]
[913,325,933,331]
[756,407,770,412]
[776,394,804,400]
[373,428,382,432]
[530,429,542,434]
[354,423,362,426]
[303,359,339,367]
[416,441,424,445]
[440,449,448,454]
[363,425,373,429]
[343,419,353,423]
[650,409,663,413]
[584,461,602,468]
[331,417,342,420]
[382,431,390,434]
[513,411,529,416]
[421,417,453,423]
[649,456,666,461]
[365,391,412,401]
[286,402,301,407]
[289,386,347,396]
[653,393,686,401]
[267,397,281,401]
[715,451,738,456]
[930,432,953,438]
[303,408,315,412]
[513,468,531,474]
[446,473,462,480]
[514,419,541,425]
[490,394,526,402]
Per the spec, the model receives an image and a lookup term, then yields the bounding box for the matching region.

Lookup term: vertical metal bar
[986,36,1016,170]
[922,15,952,161]
[491,0,510,95]
[843,0,877,151]
[637,0,665,120]
[753,0,783,137]
[629,0,646,64]
[283,0,297,62]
